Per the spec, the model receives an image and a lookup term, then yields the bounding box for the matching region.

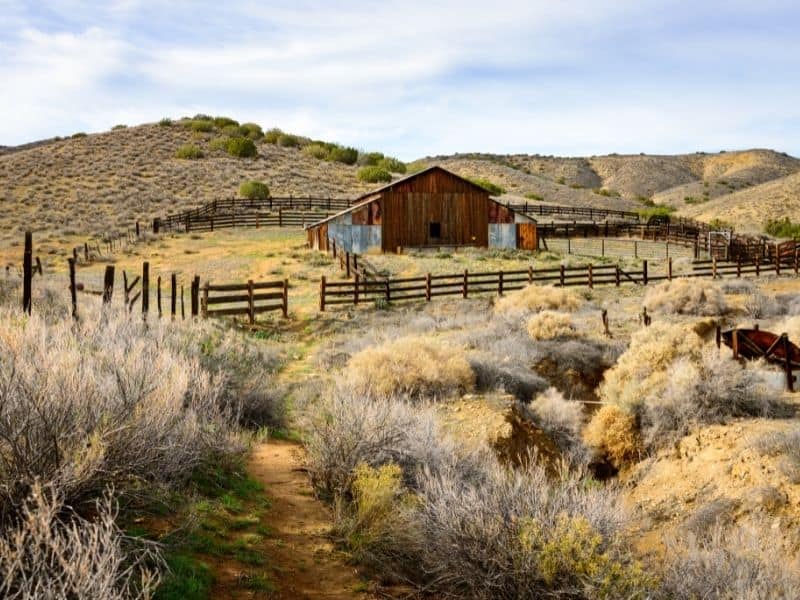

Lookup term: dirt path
[246,440,369,599]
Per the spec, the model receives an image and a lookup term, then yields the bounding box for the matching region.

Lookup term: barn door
[516,223,538,250]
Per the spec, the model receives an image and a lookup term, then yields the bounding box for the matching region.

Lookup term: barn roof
[305,165,514,230]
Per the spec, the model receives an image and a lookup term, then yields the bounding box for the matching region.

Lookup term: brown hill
[0,121,373,246]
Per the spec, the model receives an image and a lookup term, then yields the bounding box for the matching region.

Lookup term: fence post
[332,239,337,259]
[668,257,673,281]
[588,264,593,289]
[247,279,255,325]
[353,253,358,274]
[279,208,283,227]
[559,264,565,287]
[345,252,351,278]
[354,274,360,305]
[68,257,77,319]
[181,284,185,320]
[784,334,794,392]
[385,279,390,303]
[426,273,431,301]
[23,231,32,314]
[282,279,288,318]
[123,271,130,303]
[201,282,209,318]
[755,255,760,277]
[320,276,326,312]
[498,270,504,296]
[191,276,199,318]
[775,248,781,276]
[142,262,150,317]
[615,265,620,287]
[737,256,742,278]
[463,269,469,298]
[170,273,177,319]
[712,257,717,279]
[643,260,648,285]
[84,242,89,262]
[157,276,162,318]
[103,266,115,304]
[528,266,533,283]
[601,238,605,257]
[634,241,638,259]
[567,237,571,254]
[153,218,160,234]
[795,248,799,276]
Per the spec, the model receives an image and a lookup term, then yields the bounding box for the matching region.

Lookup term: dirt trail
[246,440,368,599]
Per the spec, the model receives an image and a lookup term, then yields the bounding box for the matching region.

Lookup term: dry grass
[526,310,576,340]
[345,335,474,400]
[494,284,582,316]
[599,323,704,412]
[583,405,642,468]
[643,279,728,316]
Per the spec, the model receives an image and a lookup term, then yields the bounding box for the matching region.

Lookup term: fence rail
[202,279,288,322]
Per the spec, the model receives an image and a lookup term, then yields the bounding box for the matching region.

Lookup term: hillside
[0,121,374,246]
[678,171,800,234]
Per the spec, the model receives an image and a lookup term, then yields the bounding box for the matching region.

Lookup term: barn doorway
[429,222,441,240]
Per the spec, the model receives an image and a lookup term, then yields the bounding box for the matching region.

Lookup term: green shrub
[637,206,675,219]
[187,119,214,133]
[468,177,506,195]
[277,134,300,148]
[329,145,359,164]
[569,183,584,189]
[209,137,229,152]
[405,160,427,174]
[111,124,127,130]
[637,195,654,206]
[226,137,257,158]
[358,151,385,166]
[358,166,392,184]
[765,217,800,238]
[378,157,406,174]
[264,128,282,144]
[71,132,87,139]
[213,116,239,128]
[239,122,263,140]
[525,193,544,201]
[158,118,173,127]
[175,145,204,159]
[303,143,330,160]
[592,188,619,197]
[684,196,706,205]
[239,181,270,200]
[221,124,241,137]
[708,218,732,230]
[557,176,566,185]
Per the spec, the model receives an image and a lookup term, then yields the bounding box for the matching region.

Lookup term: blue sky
[1,0,799,159]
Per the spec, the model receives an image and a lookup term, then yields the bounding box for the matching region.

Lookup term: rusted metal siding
[516,223,538,250]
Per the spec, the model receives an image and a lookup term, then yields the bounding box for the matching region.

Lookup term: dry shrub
[345,335,474,400]
[661,523,800,599]
[469,353,548,401]
[640,348,780,449]
[494,284,582,316]
[525,388,585,458]
[583,405,641,468]
[754,427,800,483]
[0,483,160,599]
[600,323,703,412]
[643,279,728,316]
[526,310,576,340]
[0,308,241,518]
[777,315,800,343]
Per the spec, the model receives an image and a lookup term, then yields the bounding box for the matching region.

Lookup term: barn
[305,166,537,254]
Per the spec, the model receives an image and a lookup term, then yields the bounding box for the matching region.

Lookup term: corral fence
[320,238,800,310]
[16,232,287,325]
[154,196,350,233]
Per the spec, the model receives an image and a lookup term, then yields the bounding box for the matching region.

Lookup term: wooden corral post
[153,218,160,234]
[794,248,799,275]
[247,279,255,325]
[667,257,673,281]
[353,254,359,274]
[136,221,140,238]
[201,282,209,318]
[68,257,77,319]
[332,239,337,259]
[782,334,794,392]
[278,208,283,227]
[102,266,115,304]
[180,284,185,320]
[643,260,648,285]
[463,269,469,298]
[426,273,432,301]
[602,309,611,337]
[775,249,781,276]
[567,238,571,254]
[712,257,717,279]
[715,324,722,349]
[354,274,360,305]
[84,242,89,262]
[35,256,42,276]
[559,264,565,287]
[320,276,327,312]
[169,273,178,321]
[615,265,620,287]
[157,276,163,318]
[345,252,351,278]
[737,256,742,278]
[191,276,199,318]
[384,279,391,303]
[142,262,150,317]
[732,329,740,359]
[755,255,760,277]
[634,241,638,259]
[588,264,593,289]
[528,266,534,284]
[498,270,504,296]
[282,279,288,318]
[22,231,32,314]
[601,238,605,257]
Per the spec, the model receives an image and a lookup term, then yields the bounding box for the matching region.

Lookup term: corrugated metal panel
[489,224,517,248]
[350,225,381,253]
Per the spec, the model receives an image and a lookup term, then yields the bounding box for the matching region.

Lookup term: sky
[1,0,799,160]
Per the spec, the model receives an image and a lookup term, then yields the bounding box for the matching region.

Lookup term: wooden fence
[172,210,332,233]
[201,280,288,322]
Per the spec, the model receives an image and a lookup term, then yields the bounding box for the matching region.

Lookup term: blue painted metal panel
[489,224,516,248]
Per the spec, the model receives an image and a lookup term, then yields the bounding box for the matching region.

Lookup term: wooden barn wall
[380,170,490,251]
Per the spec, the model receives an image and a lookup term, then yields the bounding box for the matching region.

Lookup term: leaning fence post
[142,262,150,317]
[282,279,288,318]
[68,257,77,319]
[320,276,327,312]
[102,265,115,304]
[23,231,32,314]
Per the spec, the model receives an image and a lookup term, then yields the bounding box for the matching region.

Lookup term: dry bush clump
[523,387,586,458]
[494,284,582,316]
[0,307,242,517]
[661,523,800,599]
[469,353,548,401]
[777,315,800,342]
[754,427,800,483]
[643,279,728,316]
[599,323,704,412]
[526,310,576,340]
[583,405,642,468]
[345,335,474,400]
[0,484,160,599]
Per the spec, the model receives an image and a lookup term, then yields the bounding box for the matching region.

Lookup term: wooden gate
[516,223,538,251]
